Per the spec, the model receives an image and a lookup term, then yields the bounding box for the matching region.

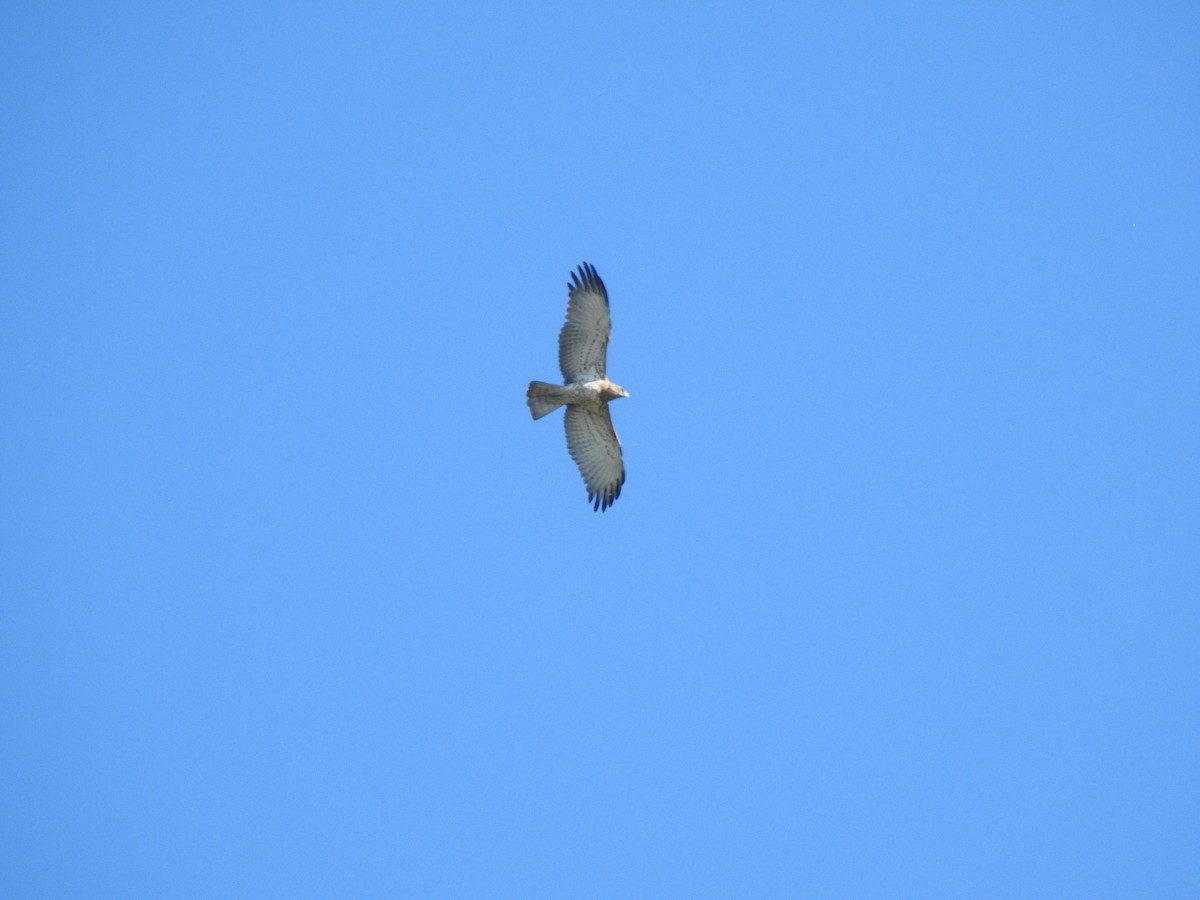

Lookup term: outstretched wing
[564,404,625,512]
[558,262,611,383]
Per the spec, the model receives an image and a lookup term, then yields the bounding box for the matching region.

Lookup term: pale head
[599,380,629,402]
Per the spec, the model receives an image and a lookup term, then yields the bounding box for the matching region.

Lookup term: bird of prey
[527,263,629,511]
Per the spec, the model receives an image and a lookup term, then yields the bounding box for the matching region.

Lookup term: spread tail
[527,381,569,419]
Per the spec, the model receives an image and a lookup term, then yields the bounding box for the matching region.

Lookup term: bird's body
[527,263,628,511]
[527,378,627,417]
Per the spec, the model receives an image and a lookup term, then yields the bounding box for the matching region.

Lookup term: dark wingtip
[568,262,607,304]
[588,481,622,512]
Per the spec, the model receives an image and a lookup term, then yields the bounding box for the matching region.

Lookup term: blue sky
[3,3,1197,896]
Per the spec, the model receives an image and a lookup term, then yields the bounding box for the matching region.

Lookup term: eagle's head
[601,381,629,401]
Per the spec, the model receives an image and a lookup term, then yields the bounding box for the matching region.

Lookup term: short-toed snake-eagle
[526,263,628,511]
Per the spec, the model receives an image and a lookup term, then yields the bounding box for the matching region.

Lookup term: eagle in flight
[527,263,628,511]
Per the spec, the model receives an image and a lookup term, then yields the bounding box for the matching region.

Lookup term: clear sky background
[3,3,1197,897]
